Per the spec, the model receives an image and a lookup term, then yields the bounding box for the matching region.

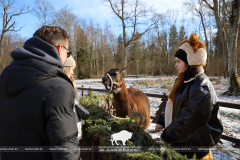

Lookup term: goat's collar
[105,74,124,92]
[112,78,124,90]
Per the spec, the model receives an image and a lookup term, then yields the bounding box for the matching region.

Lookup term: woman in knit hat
[63,55,85,141]
[155,33,223,159]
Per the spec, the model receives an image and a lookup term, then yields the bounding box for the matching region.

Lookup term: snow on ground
[76,76,240,160]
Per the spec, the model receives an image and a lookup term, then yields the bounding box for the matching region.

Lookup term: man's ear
[56,45,63,55]
[120,66,128,74]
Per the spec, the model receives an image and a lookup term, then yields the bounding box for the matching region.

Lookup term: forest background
[1,0,240,96]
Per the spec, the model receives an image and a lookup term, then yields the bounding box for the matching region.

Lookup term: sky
[1,0,184,39]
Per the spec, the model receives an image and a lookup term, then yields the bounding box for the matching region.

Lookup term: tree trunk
[0,35,4,56]
[90,49,93,77]
[122,1,127,77]
[136,50,139,76]
[96,53,98,77]
[223,0,240,96]
[102,47,105,75]
[167,52,170,76]
[209,27,212,75]
[217,31,220,78]
[146,36,149,76]
[123,49,127,76]
[211,0,229,78]
[136,59,139,76]
[159,45,162,76]
[199,11,210,74]
[102,30,105,75]
[152,50,154,76]
[0,34,5,72]
[123,35,127,77]
[145,47,148,76]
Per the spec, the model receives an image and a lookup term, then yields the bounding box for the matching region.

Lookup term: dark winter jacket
[0,37,80,160]
[158,67,223,159]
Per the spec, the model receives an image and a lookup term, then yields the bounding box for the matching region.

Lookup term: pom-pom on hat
[63,55,76,67]
[178,33,207,66]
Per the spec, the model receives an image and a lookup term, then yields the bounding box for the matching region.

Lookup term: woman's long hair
[63,67,77,99]
[168,62,207,102]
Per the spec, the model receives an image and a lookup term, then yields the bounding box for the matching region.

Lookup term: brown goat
[102,67,150,129]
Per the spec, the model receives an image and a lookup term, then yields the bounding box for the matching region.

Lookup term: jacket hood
[11,36,63,67]
[0,37,72,96]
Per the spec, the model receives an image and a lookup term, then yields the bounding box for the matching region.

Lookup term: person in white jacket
[63,55,85,140]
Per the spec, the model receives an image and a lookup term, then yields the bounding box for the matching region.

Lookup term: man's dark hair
[33,26,70,46]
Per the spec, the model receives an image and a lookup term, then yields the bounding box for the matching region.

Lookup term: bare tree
[85,20,99,77]
[1,32,25,72]
[106,0,159,77]
[185,0,213,73]
[155,9,178,76]
[95,23,101,76]
[203,0,240,96]
[156,14,168,76]
[51,7,79,57]
[129,31,141,76]
[0,0,29,71]
[108,32,117,69]
[32,0,54,26]
[101,22,111,75]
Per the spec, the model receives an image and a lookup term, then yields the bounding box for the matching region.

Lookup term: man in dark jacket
[0,26,80,160]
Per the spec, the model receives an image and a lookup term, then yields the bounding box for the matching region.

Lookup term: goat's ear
[120,66,128,74]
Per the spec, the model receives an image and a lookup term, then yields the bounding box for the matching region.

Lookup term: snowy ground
[76,76,240,160]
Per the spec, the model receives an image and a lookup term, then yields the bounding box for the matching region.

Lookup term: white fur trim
[165,99,173,128]
[179,42,207,66]
[184,77,195,83]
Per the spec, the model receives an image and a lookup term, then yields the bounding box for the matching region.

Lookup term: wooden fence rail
[77,86,240,148]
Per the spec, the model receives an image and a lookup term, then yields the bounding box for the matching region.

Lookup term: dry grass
[161,84,172,90]
[220,110,240,120]
[210,79,227,85]
[214,79,221,85]
[210,78,219,81]
[214,143,240,158]
[220,81,228,85]
[136,79,175,86]
[131,82,138,86]
[209,77,229,85]
[138,80,156,86]
[130,79,174,91]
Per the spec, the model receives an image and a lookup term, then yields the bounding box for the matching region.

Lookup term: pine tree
[115,35,124,67]
[169,24,178,75]
[75,28,91,79]
[178,25,187,44]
